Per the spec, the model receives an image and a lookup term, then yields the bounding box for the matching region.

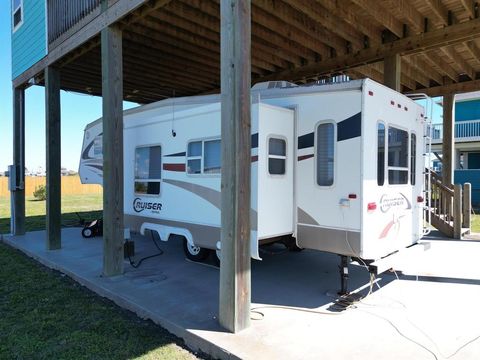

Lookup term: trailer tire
[82,227,94,238]
[183,238,209,262]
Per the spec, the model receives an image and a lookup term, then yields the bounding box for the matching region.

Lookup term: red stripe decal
[163,163,186,172]
[251,155,258,162]
[298,154,314,161]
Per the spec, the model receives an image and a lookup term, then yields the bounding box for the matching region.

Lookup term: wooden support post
[463,182,471,230]
[11,87,25,235]
[384,53,402,91]
[101,24,124,276]
[442,93,455,185]
[45,66,62,250]
[454,184,462,239]
[219,0,251,333]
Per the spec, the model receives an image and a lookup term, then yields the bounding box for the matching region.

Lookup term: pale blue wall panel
[11,0,47,79]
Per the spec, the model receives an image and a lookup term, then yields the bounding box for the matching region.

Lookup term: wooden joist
[256,17,480,83]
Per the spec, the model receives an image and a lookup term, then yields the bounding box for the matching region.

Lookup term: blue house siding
[455,170,480,207]
[456,99,480,122]
[11,0,47,79]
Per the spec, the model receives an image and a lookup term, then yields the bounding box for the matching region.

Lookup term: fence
[0,176,102,197]
[431,119,480,142]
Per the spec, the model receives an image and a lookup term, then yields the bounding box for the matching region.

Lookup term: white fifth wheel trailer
[79,79,427,264]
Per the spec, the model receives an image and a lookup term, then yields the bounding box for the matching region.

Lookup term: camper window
[187,139,221,175]
[268,137,286,175]
[204,139,221,174]
[93,136,102,158]
[410,133,416,185]
[134,146,162,195]
[377,123,385,186]
[387,126,408,185]
[187,141,202,174]
[316,123,335,186]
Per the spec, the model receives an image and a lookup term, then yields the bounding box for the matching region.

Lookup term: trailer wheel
[82,227,94,238]
[183,238,209,262]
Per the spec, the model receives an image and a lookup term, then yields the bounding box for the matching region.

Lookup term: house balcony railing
[431,119,480,143]
[47,0,102,48]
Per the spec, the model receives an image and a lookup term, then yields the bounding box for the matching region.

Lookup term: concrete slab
[2,228,480,360]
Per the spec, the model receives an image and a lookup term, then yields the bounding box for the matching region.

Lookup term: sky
[0,3,137,174]
[0,2,446,174]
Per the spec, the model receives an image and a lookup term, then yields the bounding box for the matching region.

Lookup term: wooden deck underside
[15,0,480,103]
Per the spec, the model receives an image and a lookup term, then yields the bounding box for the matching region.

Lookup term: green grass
[0,194,104,234]
[0,242,199,359]
[0,193,201,359]
[472,214,480,233]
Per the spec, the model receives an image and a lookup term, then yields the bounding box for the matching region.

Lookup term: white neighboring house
[79,79,426,263]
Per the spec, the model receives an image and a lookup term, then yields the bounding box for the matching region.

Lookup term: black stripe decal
[298,132,314,149]
[337,112,361,142]
[165,151,186,157]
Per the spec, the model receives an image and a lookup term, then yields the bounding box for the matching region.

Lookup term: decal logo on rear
[133,198,162,213]
[379,193,411,213]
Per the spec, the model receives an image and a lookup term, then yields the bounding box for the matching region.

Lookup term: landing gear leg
[338,255,350,295]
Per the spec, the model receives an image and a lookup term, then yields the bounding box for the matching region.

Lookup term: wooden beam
[11,87,25,236]
[465,40,480,63]
[410,78,480,96]
[219,0,251,333]
[402,58,430,87]
[256,17,480,82]
[45,66,62,250]
[283,0,364,49]
[101,24,124,277]
[350,0,404,37]
[425,0,448,26]
[441,46,476,80]
[460,0,476,19]
[405,54,443,84]
[382,0,424,33]
[424,50,459,81]
[384,53,402,91]
[443,92,455,185]
[317,0,381,44]
[424,0,449,26]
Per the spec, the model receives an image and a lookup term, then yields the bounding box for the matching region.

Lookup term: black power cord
[127,230,164,268]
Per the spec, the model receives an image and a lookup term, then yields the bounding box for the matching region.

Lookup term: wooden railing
[427,169,471,238]
[47,0,102,45]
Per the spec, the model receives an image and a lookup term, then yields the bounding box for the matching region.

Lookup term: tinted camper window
[316,123,335,186]
[204,140,221,174]
[134,146,162,195]
[187,139,221,174]
[187,141,202,174]
[410,133,416,185]
[377,123,385,186]
[268,137,286,175]
[388,126,408,185]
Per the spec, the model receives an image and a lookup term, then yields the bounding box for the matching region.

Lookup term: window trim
[12,0,23,33]
[410,131,417,186]
[377,121,386,187]
[314,120,336,189]
[266,135,288,177]
[186,137,221,177]
[134,144,162,197]
[386,124,409,186]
